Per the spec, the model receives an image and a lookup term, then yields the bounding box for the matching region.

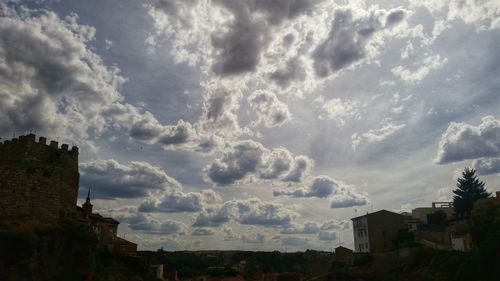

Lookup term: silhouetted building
[411,202,454,224]
[334,246,354,265]
[351,210,406,253]
[76,192,137,255]
[0,134,79,228]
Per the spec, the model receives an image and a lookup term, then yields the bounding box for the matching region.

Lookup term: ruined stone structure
[0,134,79,227]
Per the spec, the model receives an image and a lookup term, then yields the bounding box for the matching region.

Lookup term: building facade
[351,210,406,253]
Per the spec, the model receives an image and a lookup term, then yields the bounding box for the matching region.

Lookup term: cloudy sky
[1,0,499,251]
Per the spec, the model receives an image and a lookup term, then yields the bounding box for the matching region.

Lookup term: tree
[452,168,491,217]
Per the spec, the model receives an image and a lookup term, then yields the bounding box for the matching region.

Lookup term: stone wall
[0,134,79,227]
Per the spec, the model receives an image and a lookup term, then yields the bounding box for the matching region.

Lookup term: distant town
[1,134,499,281]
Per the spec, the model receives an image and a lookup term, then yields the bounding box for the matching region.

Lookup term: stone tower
[0,134,80,227]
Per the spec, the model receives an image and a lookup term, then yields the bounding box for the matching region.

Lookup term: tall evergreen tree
[453,167,491,217]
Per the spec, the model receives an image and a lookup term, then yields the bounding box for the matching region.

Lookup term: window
[365,243,368,249]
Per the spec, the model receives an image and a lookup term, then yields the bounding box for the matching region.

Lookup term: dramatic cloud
[6,0,500,252]
[329,191,369,209]
[0,11,122,139]
[206,140,265,185]
[80,159,180,199]
[248,90,291,127]
[270,57,306,89]
[0,7,211,154]
[274,176,338,198]
[193,198,298,227]
[435,116,500,164]
[112,207,187,235]
[312,7,405,77]
[274,176,369,208]
[192,228,215,236]
[206,140,312,185]
[139,189,222,213]
[472,158,500,175]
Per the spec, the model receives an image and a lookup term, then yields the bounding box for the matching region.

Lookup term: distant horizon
[1,0,499,252]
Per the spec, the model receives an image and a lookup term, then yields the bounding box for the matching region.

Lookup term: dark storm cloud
[206,140,265,185]
[435,116,500,164]
[210,0,322,76]
[312,9,378,77]
[385,9,406,27]
[269,57,306,89]
[312,7,405,77]
[211,12,269,76]
[80,159,180,199]
[473,158,500,175]
[193,198,297,227]
[154,0,321,77]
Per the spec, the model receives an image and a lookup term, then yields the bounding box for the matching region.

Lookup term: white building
[352,215,370,253]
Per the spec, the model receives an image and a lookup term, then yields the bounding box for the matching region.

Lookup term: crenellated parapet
[0,134,80,228]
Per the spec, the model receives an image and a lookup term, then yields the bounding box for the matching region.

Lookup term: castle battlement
[0,133,78,154]
[0,134,80,228]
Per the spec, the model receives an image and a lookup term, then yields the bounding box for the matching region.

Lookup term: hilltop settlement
[1,134,499,281]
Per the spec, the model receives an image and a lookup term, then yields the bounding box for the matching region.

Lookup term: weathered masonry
[0,134,79,227]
